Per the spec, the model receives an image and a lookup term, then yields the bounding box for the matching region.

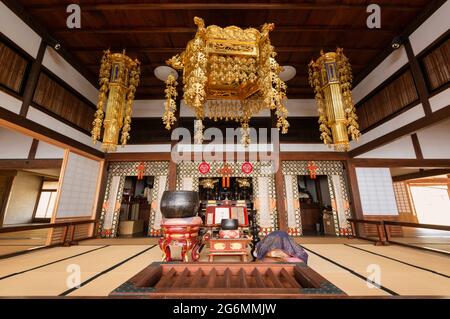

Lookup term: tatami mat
[302,244,450,296]
[346,244,450,276]
[305,251,390,296]
[0,245,44,257]
[0,245,151,296]
[79,238,159,245]
[68,246,160,296]
[0,245,105,278]
[0,242,449,297]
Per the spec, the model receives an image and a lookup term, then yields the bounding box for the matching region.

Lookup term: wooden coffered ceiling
[7,0,440,100]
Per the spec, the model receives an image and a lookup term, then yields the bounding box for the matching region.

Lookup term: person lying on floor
[255,230,308,264]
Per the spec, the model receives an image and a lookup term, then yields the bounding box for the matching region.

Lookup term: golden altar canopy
[163,17,289,145]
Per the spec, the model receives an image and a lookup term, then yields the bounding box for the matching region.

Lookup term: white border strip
[0,2,41,58]
[26,106,102,150]
[0,90,22,114]
[409,1,450,55]
[430,87,450,113]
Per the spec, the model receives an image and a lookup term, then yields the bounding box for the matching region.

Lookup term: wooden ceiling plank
[70,46,379,53]
[27,3,422,12]
[51,26,398,35]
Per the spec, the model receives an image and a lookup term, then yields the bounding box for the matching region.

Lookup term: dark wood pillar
[404,39,432,116]
[344,160,365,236]
[271,110,287,231]
[20,40,47,117]
[167,93,181,191]
[27,139,39,160]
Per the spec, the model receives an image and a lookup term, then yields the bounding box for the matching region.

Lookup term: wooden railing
[348,218,450,254]
[347,218,387,245]
[0,219,98,246]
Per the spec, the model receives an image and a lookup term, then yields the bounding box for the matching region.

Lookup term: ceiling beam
[27,3,422,12]
[52,26,398,35]
[392,169,450,182]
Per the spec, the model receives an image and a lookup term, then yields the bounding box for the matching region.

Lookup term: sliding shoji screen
[48,151,102,245]
[56,151,101,218]
[355,167,399,216]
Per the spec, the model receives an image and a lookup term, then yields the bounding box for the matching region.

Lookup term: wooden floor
[0,238,448,297]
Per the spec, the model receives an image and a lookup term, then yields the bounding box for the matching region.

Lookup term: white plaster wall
[42,47,98,104]
[114,144,172,153]
[285,99,318,117]
[0,90,22,114]
[132,100,165,117]
[409,1,450,55]
[352,47,408,104]
[0,127,33,159]
[3,171,42,225]
[26,106,102,151]
[133,99,318,118]
[176,143,274,153]
[0,2,41,58]
[416,118,450,159]
[35,141,65,159]
[429,88,450,113]
[280,143,330,152]
[355,135,416,159]
[350,104,425,148]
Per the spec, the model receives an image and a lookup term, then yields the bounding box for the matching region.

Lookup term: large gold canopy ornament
[308,48,360,151]
[163,17,289,145]
[91,50,140,152]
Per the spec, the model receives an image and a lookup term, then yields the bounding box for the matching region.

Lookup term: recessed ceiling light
[154,65,178,81]
[279,65,296,82]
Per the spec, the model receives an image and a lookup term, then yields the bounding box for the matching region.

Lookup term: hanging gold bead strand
[121,63,140,146]
[163,74,178,130]
[92,50,111,143]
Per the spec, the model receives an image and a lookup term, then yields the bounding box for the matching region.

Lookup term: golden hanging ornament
[308,48,360,151]
[199,178,219,189]
[164,17,289,146]
[91,50,140,152]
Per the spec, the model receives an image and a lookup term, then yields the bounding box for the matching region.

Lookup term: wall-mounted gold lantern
[308,48,360,151]
[163,17,289,145]
[91,50,140,152]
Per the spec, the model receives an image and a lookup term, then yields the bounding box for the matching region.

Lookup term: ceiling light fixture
[154,65,178,81]
[279,65,296,81]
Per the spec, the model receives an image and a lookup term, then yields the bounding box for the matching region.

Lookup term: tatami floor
[0,237,449,297]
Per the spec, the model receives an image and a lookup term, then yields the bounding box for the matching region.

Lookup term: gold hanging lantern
[91,50,140,152]
[163,17,289,146]
[308,48,360,151]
